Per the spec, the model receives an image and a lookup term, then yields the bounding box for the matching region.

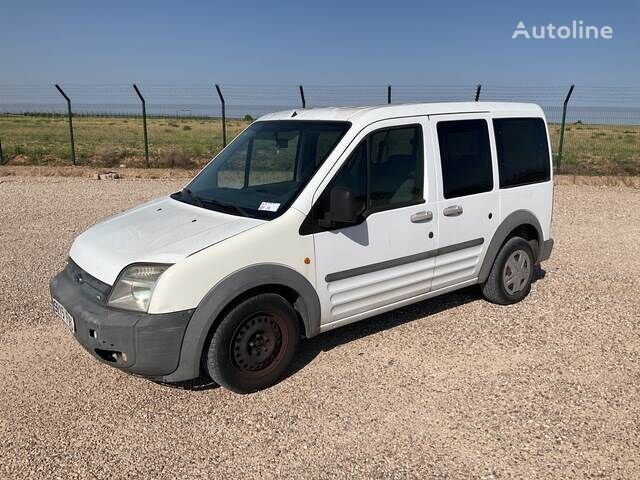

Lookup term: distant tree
[243,114,254,122]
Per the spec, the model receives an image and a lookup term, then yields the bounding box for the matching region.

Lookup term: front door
[308,117,439,328]
[429,114,500,290]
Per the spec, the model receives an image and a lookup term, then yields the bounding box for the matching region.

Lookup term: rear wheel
[205,293,299,394]
[481,236,534,305]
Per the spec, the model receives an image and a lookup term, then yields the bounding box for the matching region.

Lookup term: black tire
[205,293,299,394]
[481,236,535,305]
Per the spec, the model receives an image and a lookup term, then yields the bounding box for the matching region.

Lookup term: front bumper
[49,265,194,378]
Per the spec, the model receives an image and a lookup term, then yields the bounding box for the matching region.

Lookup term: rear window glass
[493,118,550,188]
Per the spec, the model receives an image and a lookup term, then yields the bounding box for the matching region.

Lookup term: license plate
[52,298,75,333]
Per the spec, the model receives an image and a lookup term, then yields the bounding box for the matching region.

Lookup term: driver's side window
[312,141,368,229]
[302,124,424,234]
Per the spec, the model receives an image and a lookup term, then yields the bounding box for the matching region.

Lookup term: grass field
[0,115,250,168]
[1,114,639,175]
[548,123,640,175]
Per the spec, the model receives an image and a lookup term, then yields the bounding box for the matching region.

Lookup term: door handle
[410,210,433,223]
[443,205,463,217]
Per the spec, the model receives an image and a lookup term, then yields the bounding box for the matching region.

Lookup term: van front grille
[65,259,112,298]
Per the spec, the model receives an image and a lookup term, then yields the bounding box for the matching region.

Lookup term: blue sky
[0,0,637,86]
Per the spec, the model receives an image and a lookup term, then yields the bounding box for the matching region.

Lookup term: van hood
[69,196,265,285]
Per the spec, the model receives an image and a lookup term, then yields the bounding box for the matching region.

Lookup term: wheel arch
[478,210,543,284]
[162,263,321,382]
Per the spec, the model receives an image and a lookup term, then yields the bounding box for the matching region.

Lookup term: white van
[50,102,554,393]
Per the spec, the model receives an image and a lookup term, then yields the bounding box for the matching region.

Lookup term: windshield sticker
[258,202,280,212]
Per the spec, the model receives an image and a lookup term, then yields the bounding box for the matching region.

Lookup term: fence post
[557,84,575,169]
[54,84,76,165]
[215,84,227,147]
[475,84,482,101]
[132,84,150,168]
[0,138,4,165]
[299,85,306,109]
[387,85,392,104]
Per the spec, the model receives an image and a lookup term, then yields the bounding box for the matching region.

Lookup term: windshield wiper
[172,188,205,208]
[173,188,249,217]
[199,197,249,217]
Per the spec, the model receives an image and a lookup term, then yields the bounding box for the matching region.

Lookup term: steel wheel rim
[231,313,284,373]
[502,249,531,294]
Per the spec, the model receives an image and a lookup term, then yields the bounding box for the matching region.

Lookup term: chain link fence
[0,84,638,174]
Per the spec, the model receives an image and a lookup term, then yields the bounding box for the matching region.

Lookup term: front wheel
[205,293,300,394]
[481,236,535,305]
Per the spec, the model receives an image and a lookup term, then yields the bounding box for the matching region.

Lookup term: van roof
[257,102,544,124]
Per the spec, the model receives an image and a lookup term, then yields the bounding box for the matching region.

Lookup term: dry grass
[1,115,639,175]
[548,122,640,175]
[0,115,249,168]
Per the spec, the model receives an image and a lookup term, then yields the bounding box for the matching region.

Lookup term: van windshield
[172,120,351,219]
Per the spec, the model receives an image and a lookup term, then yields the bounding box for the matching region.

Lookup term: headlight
[108,264,171,312]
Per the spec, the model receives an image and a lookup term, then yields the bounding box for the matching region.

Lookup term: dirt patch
[0,164,198,179]
[554,174,640,188]
[3,165,640,188]
[0,178,639,478]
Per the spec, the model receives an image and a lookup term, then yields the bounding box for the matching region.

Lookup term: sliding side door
[429,113,500,290]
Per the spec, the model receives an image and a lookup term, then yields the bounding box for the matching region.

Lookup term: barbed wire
[0,84,639,124]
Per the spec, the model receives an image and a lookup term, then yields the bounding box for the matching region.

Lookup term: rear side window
[437,119,493,199]
[493,118,550,188]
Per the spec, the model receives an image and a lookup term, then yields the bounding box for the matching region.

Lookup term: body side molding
[325,238,484,283]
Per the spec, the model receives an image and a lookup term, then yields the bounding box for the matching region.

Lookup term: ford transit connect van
[50,102,554,393]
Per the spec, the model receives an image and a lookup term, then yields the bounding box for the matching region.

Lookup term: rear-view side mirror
[330,186,359,224]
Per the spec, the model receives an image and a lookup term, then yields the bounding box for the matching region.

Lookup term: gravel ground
[1,177,639,479]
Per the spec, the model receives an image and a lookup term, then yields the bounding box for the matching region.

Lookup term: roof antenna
[291,110,298,117]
